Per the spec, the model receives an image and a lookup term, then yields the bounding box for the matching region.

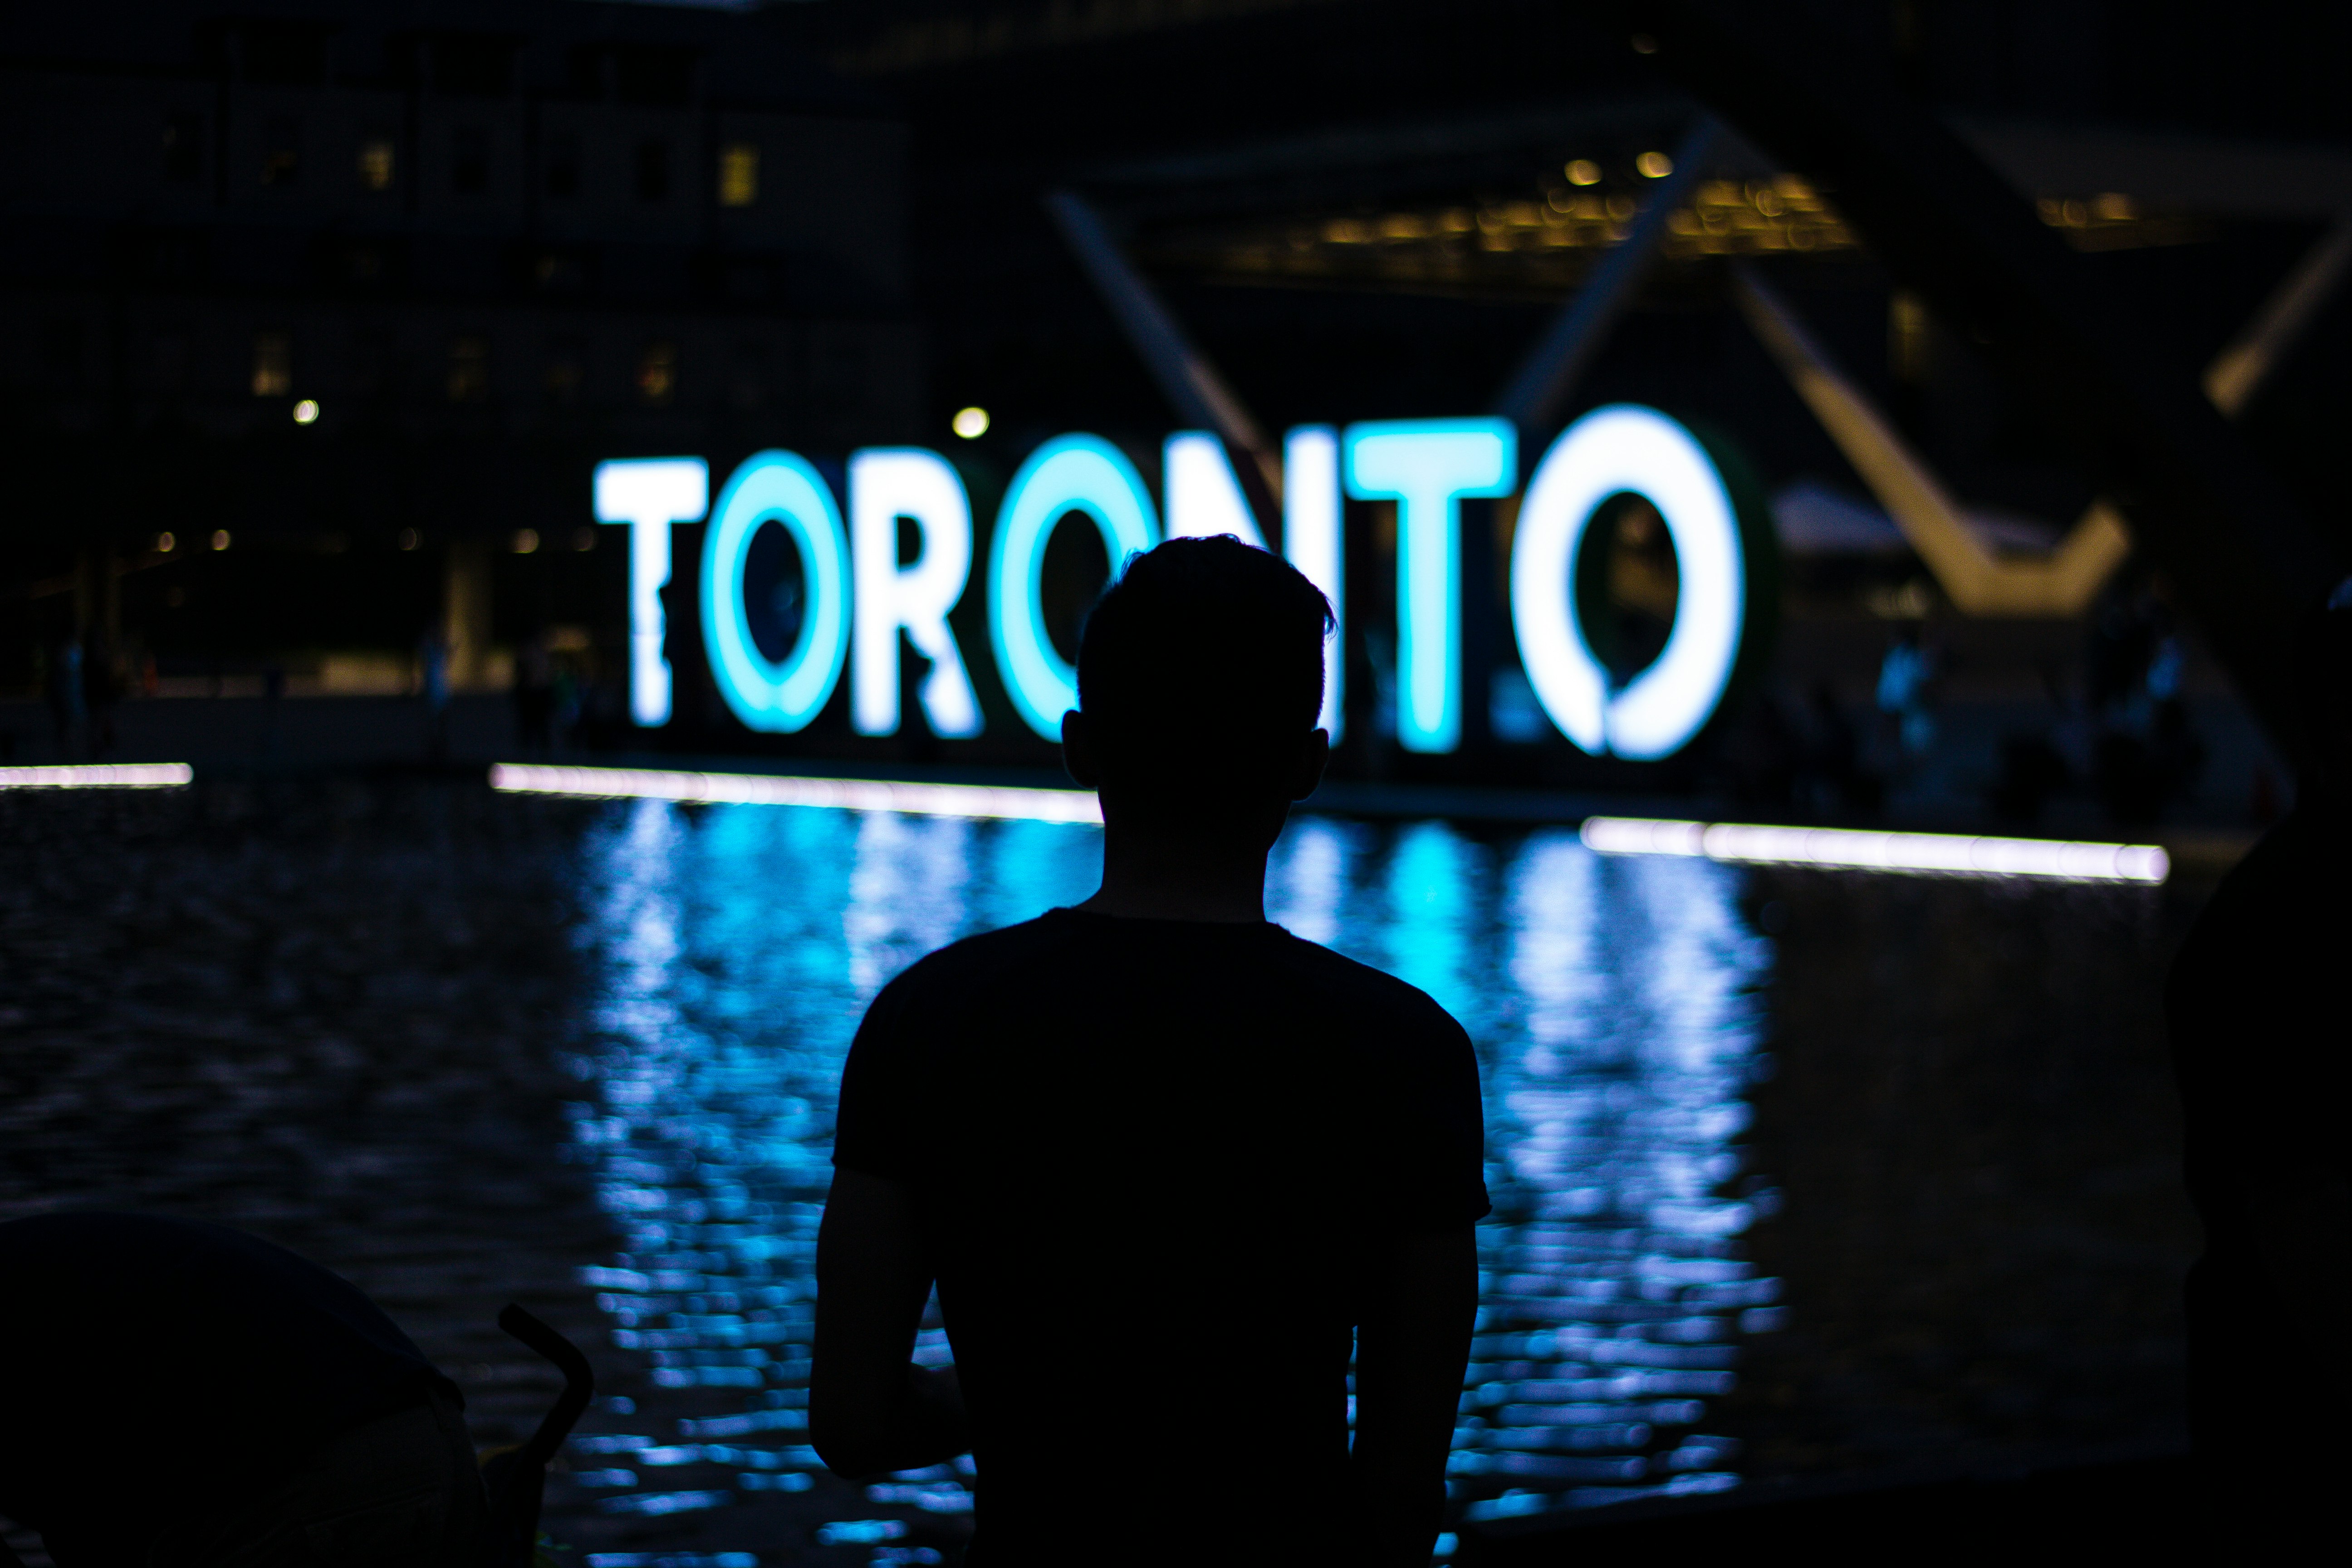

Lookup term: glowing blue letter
[1344,418,1514,754]
[1511,405,1744,760]
[1162,431,1266,547]
[850,448,982,738]
[1282,426,1343,739]
[595,457,708,727]
[989,435,1158,739]
[700,451,851,733]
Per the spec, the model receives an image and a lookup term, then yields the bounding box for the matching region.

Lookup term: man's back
[833,907,1487,1560]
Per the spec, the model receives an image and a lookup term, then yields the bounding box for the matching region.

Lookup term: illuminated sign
[701,451,850,733]
[1343,419,1516,754]
[1512,405,1746,760]
[987,435,1159,740]
[849,449,983,739]
[594,404,1752,761]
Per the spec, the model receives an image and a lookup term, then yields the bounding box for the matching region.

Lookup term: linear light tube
[489,763,1102,825]
[0,763,194,789]
[1580,816,2169,884]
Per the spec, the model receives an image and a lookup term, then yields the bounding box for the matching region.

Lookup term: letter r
[850,449,983,738]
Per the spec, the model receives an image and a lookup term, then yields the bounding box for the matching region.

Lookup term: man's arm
[1348,1225,1479,1565]
[811,1167,970,1477]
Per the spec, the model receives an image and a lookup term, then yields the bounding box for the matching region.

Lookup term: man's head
[1063,535,1333,843]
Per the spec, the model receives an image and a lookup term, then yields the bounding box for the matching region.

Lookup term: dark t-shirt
[833,907,1489,1562]
[2165,808,2352,1499]
[0,1212,454,1564]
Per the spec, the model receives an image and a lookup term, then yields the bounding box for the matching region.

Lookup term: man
[2166,592,2352,1559]
[813,537,1487,1565]
[0,1211,488,1567]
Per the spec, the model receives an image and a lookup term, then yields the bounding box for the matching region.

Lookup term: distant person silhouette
[0,1212,488,1567]
[2166,589,2352,1558]
[45,636,84,757]
[813,537,1487,1566]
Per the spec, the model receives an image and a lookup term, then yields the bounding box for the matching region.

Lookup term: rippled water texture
[561,800,1774,1552]
[0,783,2193,1567]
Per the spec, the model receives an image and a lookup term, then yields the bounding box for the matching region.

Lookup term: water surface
[562,800,1775,1556]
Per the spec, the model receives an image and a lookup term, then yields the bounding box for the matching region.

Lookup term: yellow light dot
[210,529,231,551]
[952,407,990,439]
[1637,151,1674,179]
[1565,159,1602,186]
[512,529,539,554]
[292,398,320,424]
[155,531,176,553]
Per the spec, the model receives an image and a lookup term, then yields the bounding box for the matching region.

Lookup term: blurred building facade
[0,1,914,693]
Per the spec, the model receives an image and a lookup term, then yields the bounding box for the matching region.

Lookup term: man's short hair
[1076,535,1333,805]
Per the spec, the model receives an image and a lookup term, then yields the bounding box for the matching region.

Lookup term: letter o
[988,434,1159,739]
[700,451,851,733]
[1510,405,1745,760]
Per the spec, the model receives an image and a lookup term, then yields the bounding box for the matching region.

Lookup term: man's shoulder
[1269,931,1468,1044]
[873,912,1073,1005]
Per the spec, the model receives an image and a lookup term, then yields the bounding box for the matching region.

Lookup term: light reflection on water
[568,800,1773,1539]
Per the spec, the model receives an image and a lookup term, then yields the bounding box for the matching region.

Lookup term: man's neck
[1074,828,1270,923]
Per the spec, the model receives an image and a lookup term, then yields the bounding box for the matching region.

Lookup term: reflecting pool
[564,799,1775,1549]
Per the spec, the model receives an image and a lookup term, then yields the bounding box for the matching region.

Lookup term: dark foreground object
[1461,1454,2196,1565]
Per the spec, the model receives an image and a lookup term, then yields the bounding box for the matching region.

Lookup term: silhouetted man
[0,1212,487,1567]
[2166,593,2352,1558]
[813,538,1487,1565]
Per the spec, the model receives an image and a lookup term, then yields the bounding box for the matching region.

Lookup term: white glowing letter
[989,435,1159,739]
[1343,419,1514,754]
[595,457,709,727]
[700,451,852,734]
[850,449,983,738]
[1282,426,1343,739]
[1162,431,1266,547]
[1511,404,1744,760]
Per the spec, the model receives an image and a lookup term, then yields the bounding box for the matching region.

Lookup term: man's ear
[1289,728,1331,803]
[1062,708,1103,789]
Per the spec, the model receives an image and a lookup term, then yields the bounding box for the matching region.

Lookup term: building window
[252,331,292,397]
[153,330,190,389]
[544,338,586,405]
[452,127,488,195]
[545,131,580,198]
[44,319,85,389]
[718,142,758,207]
[635,341,676,405]
[448,335,490,402]
[261,118,299,186]
[634,138,670,203]
[729,342,769,411]
[357,135,395,191]
[163,111,203,183]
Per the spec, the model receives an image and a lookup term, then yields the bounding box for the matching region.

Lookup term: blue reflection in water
[569,803,1771,1534]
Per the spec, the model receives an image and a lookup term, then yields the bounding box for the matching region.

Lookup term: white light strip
[488,762,1102,825]
[0,763,194,790]
[1580,815,2169,885]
